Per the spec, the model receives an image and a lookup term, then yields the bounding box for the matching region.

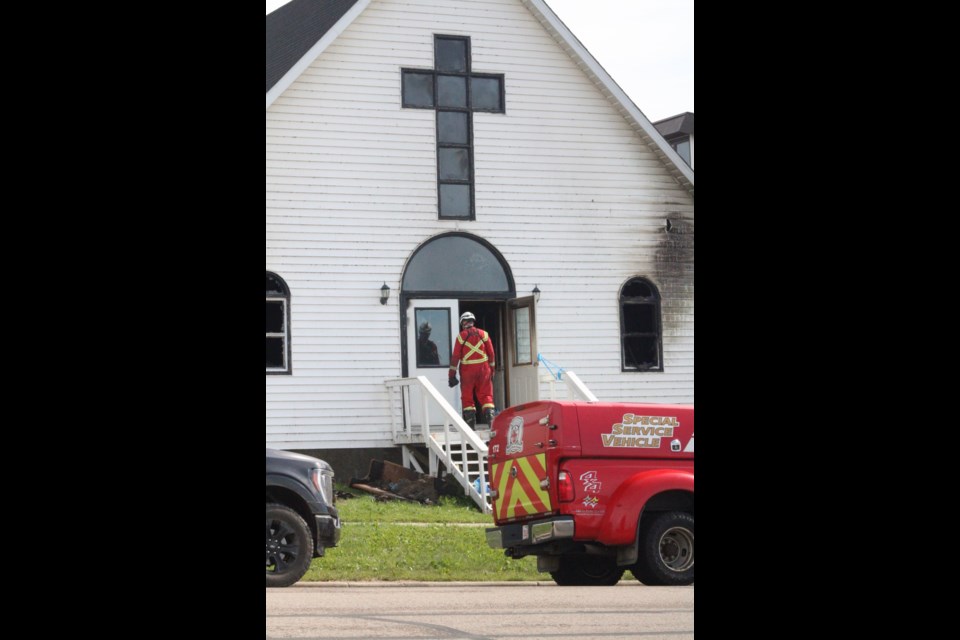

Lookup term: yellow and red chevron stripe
[491,453,552,521]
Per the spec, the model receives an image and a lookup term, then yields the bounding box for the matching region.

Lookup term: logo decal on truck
[582,496,599,508]
[601,414,679,449]
[684,433,694,452]
[580,470,602,493]
[506,417,524,454]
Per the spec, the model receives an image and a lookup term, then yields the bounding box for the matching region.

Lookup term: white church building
[266,0,694,478]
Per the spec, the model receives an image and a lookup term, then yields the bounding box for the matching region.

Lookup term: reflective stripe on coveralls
[456,332,490,364]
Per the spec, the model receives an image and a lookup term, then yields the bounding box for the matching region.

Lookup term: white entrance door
[406,299,460,427]
[505,295,539,407]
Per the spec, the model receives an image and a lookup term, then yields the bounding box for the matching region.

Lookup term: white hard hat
[459,312,476,324]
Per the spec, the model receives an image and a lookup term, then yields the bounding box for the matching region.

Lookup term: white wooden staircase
[386,376,493,513]
[385,362,597,513]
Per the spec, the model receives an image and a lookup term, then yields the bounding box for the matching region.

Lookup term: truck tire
[631,511,694,586]
[550,555,624,586]
[266,503,314,588]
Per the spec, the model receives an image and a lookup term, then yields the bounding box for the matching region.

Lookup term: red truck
[484,400,694,586]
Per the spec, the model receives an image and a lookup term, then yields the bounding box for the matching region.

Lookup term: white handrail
[537,355,599,402]
[563,371,599,402]
[540,369,599,402]
[384,376,490,513]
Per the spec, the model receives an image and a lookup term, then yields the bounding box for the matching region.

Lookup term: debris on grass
[349,459,445,504]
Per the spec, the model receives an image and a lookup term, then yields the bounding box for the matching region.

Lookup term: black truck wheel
[550,555,624,586]
[631,511,694,586]
[266,503,314,588]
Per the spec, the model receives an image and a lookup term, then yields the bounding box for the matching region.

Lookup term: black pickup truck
[266,449,341,587]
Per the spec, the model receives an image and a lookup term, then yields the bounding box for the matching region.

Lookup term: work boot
[462,408,476,429]
[483,408,496,425]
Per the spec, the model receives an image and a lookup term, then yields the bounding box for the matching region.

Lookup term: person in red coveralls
[448,311,496,429]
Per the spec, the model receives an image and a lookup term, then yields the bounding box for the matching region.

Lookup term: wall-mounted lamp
[532,285,541,303]
[380,282,390,305]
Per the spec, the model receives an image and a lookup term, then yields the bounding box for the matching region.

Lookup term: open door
[504,295,538,408]
[406,299,460,427]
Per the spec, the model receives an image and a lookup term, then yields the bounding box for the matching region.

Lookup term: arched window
[266,272,291,374]
[620,278,662,372]
[402,233,513,294]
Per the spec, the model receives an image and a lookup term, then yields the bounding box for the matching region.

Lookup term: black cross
[401,35,505,220]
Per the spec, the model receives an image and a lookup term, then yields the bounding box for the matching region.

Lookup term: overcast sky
[266,0,693,123]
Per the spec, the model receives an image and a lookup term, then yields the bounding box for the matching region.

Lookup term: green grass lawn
[300,485,542,581]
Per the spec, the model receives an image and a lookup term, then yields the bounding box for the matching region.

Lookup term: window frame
[619,277,663,372]
[400,34,505,221]
[266,272,292,375]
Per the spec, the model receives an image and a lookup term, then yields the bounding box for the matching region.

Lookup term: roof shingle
[266,0,361,93]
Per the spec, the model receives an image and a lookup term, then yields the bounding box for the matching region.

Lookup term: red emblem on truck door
[506,416,524,454]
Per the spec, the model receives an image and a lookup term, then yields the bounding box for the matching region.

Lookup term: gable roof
[265,0,693,194]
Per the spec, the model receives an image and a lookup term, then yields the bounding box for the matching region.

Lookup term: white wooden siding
[266,0,693,449]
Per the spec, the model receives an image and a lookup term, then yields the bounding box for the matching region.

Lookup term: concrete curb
[281,581,647,588]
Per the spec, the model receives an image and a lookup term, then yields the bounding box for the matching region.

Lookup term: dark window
[435,37,467,72]
[438,148,470,180]
[266,272,291,374]
[439,184,471,217]
[470,76,503,112]
[400,34,506,221]
[437,75,467,108]
[620,278,662,372]
[437,111,468,144]
[402,71,434,108]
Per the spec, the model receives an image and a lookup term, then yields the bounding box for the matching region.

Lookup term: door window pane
[415,308,451,367]
[514,306,531,365]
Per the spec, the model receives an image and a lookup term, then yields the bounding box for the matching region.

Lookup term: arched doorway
[401,232,537,424]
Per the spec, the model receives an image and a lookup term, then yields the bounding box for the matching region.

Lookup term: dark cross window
[401,35,505,220]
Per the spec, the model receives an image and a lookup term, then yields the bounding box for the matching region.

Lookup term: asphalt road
[266,581,694,639]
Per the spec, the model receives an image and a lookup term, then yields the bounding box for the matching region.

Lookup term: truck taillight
[557,470,575,502]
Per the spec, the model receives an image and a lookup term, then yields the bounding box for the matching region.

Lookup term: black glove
[448,373,458,387]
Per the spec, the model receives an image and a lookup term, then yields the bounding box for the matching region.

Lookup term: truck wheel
[266,503,314,588]
[631,511,694,586]
[550,555,624,586]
